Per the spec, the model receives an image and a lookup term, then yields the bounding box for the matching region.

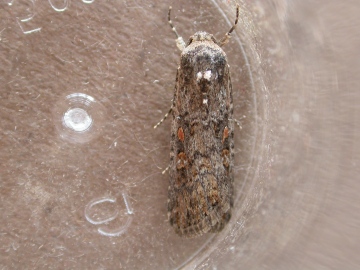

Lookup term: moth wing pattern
[167,33,234,238]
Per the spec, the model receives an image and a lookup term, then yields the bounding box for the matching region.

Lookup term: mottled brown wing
[168,40,234,238]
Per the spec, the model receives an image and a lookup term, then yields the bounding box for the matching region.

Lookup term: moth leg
[154,106,172,129]
[231,116,245,130]
[234,119,242,130]
[219,4,240,47]
[162,165,170,175]
[168,6,186,51]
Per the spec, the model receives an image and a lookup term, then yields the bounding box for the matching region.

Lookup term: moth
[155,5,239,238]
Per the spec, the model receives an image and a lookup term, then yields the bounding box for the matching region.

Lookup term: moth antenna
[168,6,186,51]
[220,4,240,47]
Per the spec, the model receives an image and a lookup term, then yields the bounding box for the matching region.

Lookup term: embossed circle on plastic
[52,93,107,143]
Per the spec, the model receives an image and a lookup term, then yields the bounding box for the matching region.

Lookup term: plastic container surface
[1,0,359,269]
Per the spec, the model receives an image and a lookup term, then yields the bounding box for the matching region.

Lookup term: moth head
[187,31,219,46]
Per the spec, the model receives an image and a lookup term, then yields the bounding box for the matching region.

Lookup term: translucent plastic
[1,0,359,269]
